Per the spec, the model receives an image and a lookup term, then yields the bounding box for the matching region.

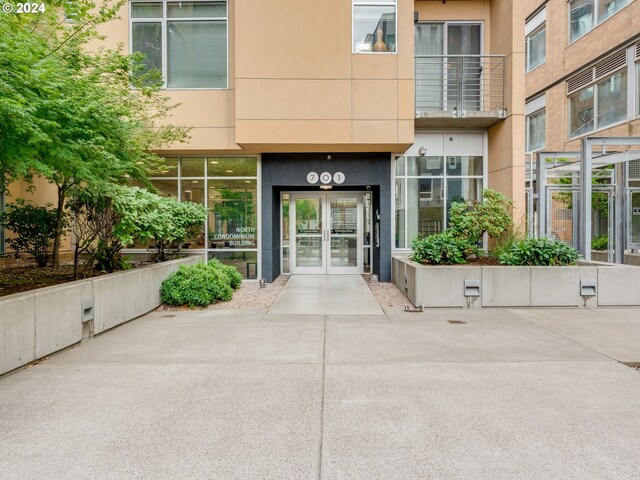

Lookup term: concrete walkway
[2,277,640,479]
[269,275,384,315]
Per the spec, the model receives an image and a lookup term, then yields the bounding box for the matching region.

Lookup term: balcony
[415,55,506,128]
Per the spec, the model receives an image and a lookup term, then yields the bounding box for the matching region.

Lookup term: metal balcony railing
[415,55,506,117]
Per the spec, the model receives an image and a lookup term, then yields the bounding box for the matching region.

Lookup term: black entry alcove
[261,153,392,282]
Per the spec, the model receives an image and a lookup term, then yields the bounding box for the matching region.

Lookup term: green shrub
[160,260,242,308]
[210,258,243,290]
[448,189,513,245]
[591,235,609,251]
[410,189,513,265]
[411,231,478,265]
[490,223,526,261]
[0,199,61,267]
[497,236,580,266]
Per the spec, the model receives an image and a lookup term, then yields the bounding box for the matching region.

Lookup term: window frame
[129,0,229,90]
[568,70,628,139]
[525,7,546,74]
[352,0,398,54]
[525,23,546,73]
[392,134,487,251]
[133,156,261,279]
[525,99,546,153]
[568,0,631,44]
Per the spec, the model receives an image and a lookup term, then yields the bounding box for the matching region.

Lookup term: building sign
[211,227,256,248]
[307,171,347,185]
[320,172,332,184]
[307,172,319,184]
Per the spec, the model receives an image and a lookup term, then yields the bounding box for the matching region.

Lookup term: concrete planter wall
[0,255,202,376]
[392,255,640,309]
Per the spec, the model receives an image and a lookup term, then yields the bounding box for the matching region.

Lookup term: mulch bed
[420,256,502,266]
[0,258,107,297]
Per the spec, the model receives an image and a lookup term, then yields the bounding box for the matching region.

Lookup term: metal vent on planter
[447,320,467,325]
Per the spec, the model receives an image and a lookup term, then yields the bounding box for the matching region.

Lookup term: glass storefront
[147,156,259,279]
[395,154,484,249]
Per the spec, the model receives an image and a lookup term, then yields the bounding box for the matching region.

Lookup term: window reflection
[208,180,257,249]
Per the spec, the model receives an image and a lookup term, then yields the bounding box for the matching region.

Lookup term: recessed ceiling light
[226,170,234,173]
[244,180,251,183]
[192,180,198,183]
[210,161,219,164]
[319,185,332,190]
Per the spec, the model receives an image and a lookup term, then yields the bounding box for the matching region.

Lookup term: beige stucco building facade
[3,0,527,281]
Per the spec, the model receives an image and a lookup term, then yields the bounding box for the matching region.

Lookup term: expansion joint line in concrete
[318,314,327,480]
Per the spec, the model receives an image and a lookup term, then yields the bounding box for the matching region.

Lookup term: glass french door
[415,22,482,111]
[290,193,363,274]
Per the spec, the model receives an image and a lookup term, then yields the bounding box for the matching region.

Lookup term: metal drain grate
[447,320,467,325]
[162,314,177,318]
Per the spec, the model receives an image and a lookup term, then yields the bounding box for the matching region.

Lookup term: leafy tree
[138,196,209,262]
[0,200,62,267]
[69,185,207,271]
[448,189,513,245]
[212,190,255,226]
[411,189,513,265]
[294,199,318,231]
[0,1,189,267]
[68,188,125,275]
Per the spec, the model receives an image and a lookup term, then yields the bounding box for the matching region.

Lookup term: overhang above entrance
[236,142,412,154]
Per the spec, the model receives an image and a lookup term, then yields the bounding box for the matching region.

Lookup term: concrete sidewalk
[269,274,384,315]
[2,276,640,479]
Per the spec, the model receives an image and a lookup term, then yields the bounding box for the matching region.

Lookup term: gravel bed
[159,275,289,311]
[208,275,289,310]
[366,279,409,310]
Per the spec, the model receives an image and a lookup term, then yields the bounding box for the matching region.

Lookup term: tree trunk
[52,185,66,268]
[0,177,5,255]
[73,242,79,279]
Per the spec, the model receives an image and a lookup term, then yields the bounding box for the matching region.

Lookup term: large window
[525,8,546,73]
[526,96,546,152]
[146,157,259,278]
[569,71,627,137]
[395,154,484,249]
[569,0,629,43]
[131,1,228,88]
[353,0,396,53]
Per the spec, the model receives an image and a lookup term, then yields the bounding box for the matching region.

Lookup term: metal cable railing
[415,55,506,115]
